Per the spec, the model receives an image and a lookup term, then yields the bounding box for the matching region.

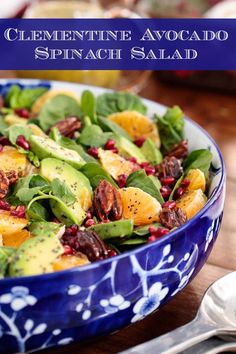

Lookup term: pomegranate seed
[0,145,3,152]
[160,186,172,199]
[0,136,10,146]
[16,135,30,150]
[181,178,190,187]
[148,227,169,242]
[128,157,138,163]
[86,211,93,220]
[0,200,11,211]
[65,224,78,236]
[87,147,99,158]
[140,162,150,168]
[148,235,156,243]
[63,245,76,256]
[162,200,176,209]
[14,108,30,119]
[11,205,26,218]
[134,136,145,147]
[84,218,95,228]
[175,187,185,199]
[104,139,116,150]
[160,176,175,186]
[107,249,117,257]
[148,226,157,234]
[144,166,155,176]
[117,174,128,188]
[110,148,118,154]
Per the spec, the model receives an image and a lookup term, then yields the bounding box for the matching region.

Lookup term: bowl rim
[0,78,226,284]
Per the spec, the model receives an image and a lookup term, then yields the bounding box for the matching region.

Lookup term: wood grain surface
[0,71,234,354]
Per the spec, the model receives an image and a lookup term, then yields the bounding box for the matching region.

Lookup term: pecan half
[166,140,188,159]
[160,207,187,229]
[50,116,81,138]
[93,180,122,221]
[160,156,183,179]
[0,170,9,199]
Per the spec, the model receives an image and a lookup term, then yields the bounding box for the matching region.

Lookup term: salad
[0,84,212,277]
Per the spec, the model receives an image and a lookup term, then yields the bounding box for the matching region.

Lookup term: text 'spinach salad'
[0,85,212,277]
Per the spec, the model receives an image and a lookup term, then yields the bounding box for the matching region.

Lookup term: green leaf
[169,175,184,201]
[80,163,118,189]
[38,94,83,131]
[184,149,213,177]
[156,106,184,152]
[126,170,164,204]
[96,92,147,117]
[79,124,112,147]
[15,175,50,203]
[97,116,132,141]
[51,178,76,206]
[0,247,15,278]
[118,238,146,246]
[0,116,8,135]
[26,201,50,221]
[81,90,97,123]
[5,124,32,146]
[5,85,48,110]
[133,222,162,236]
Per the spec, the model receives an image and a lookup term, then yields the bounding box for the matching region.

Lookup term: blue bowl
[0,80,225,354]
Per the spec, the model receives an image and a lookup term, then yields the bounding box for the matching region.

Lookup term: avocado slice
[114,135,147,163]
[141,138,163,165]
[0,247,15,278]
[29,135,85,169]
[89,220,133,240]
[9,234,64,277]
[4,114,28,126]
[50,198,86,226]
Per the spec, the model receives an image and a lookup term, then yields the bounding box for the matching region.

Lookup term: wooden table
[1,71,235,354]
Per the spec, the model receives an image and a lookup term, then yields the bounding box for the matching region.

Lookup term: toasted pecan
[50,117,81,138]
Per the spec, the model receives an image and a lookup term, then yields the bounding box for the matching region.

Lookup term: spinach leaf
[117,238,146,246]
[26,201,50,221]
[15,175,50,203]
[79,124,112,147]
[96,92,147,117]
[133,222,162,236]
[81,90,97,123]
[156,106,184,152]
[80,163,118,188]
[5,124,32,146]
[97,116,132,141]
[126,170,164,204]
[0,247,15,278]
[184,149,213,177]
[5,85,48,110]
[0,116,8,135]
[169,175,184,201]
[38,94,83,131]
[51,178,76,206]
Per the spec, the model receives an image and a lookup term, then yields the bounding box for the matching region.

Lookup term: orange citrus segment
[98,148,135,180]
[52,253,90,271]
[80,186,92,210]
[108,111,160,148]
[186,169,206,192]
[176,189,207,219]
[0,211,28,235]
[120,187,162,226]
[0,146,31,176]
[31,89,79,115]
[3,230,31,248]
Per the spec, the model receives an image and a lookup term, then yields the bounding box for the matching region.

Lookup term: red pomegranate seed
[0,136,10,146]
[0,145,3,152]
[160,186,172,199]
[110,148,118,154]
[11,205,26,218]
[0,200,11,211]
[140,162,150,168]
[14,108,30,119]
[63,245,76,256]
[104,139,116,150]
[160,176,175,186]
[128,157,138,163]
[148,226,157,234]
[175,187,185,199]
[148,235,157,243]
[162,200,176,209]
[107,249,117,257]
[16,135,30,150]
[65,224,78,236]
[87,147,99,158]
[134,137,145,147]
[117,174,128,188]
[144,166,155,176]
[84,218,95,228]
[181,178,190,187]
[86,211,93,220]
[148,227,169,242]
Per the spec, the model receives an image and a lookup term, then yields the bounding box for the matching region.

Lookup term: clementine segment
[108,111,160,147]
[186,169,206,192]
[52,254,90,271]
[120,187,162,226]
[0,210,28,235]
[3,230,31,248]
[176,189,206,219]
[0,146,31,176]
